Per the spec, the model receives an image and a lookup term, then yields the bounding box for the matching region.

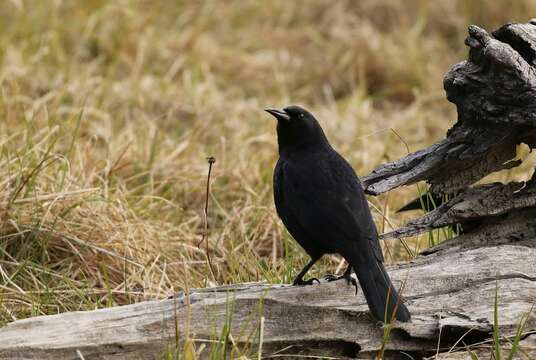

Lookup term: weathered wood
[357,21,536,359]
[421,208,536,256]
[0,243,534,359]
[362,21,536,196]
[380,179,536,240]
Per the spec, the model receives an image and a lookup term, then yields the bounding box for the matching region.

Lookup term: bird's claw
[323,273,340,282]
[293,277,320,286]
[324,273,359,295]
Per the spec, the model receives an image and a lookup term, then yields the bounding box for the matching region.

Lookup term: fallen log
[0,240,534,359]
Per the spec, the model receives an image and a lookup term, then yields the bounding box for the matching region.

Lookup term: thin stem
[200,156,217,283]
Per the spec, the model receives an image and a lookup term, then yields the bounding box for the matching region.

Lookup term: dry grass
[0,0,535,326]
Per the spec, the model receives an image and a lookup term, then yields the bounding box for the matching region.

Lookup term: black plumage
[266,105,410,323]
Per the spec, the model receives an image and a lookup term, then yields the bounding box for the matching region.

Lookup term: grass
[0,0,535,357]
[457,285,534,360]
[159,291,267,359]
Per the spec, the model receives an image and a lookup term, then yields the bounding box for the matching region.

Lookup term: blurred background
[0,0,535,325]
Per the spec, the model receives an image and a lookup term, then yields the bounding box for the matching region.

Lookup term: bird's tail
[353,260,411,323]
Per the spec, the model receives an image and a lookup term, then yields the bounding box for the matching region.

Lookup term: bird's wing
[274,159,316,254]
[277,153,383,264]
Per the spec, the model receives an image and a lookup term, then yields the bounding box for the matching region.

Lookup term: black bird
[266,105,411,323]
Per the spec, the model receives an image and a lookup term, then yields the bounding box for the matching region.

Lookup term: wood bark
[380,180,536,241]
[362,22,536,196]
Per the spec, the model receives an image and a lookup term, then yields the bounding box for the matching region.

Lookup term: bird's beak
[265,108,290,122]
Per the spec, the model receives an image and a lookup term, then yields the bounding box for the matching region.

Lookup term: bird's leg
[292,256,321,286]
[324,265,359,294]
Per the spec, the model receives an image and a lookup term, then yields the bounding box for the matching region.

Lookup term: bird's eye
[299,113,305,119]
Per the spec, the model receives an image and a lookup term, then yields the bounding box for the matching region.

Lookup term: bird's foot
[324,273,359,295]
[293,277,320,286]
[323,273,343,281]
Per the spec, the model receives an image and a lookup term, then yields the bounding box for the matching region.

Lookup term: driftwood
[1,20,536,360]
[0,239,534,359]
[380,180,536,241]
[362,22,536,196]
[366,20,536,246]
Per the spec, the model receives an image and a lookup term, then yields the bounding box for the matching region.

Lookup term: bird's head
[264,105,329,155]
